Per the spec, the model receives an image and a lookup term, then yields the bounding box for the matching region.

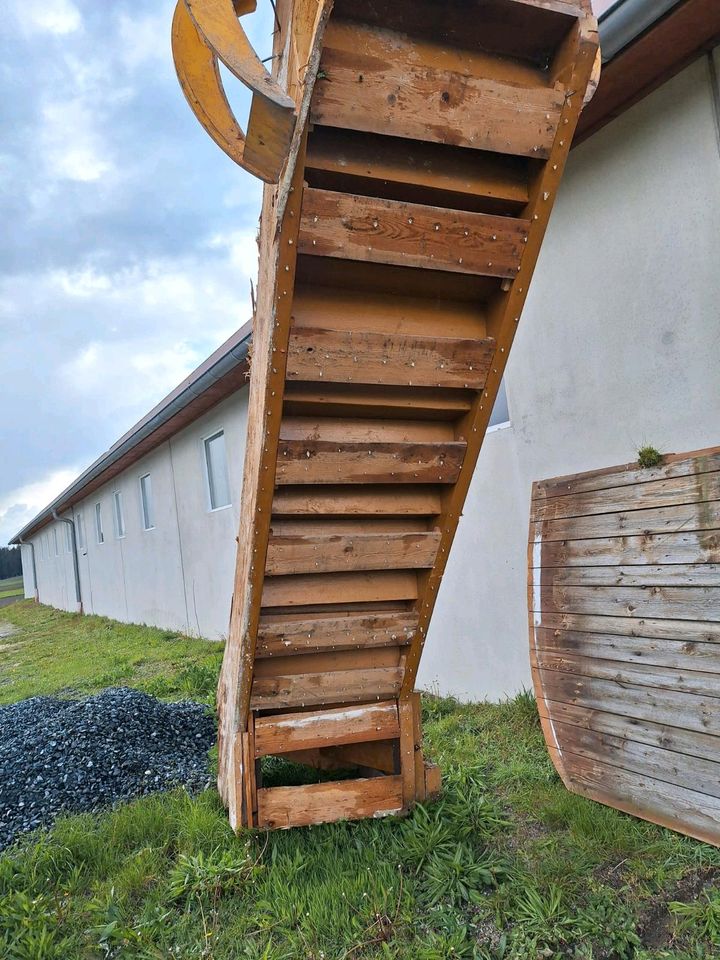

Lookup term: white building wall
[21,55,720,698]
[418,54,720,701]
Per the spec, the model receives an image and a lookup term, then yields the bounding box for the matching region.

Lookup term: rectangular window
[75,512,85,550]
[139,473,154,530]
[113,491,126,538]
[204,429,231,510]
[95,502,104,544]
[65,523,73,553]
[53,527,59,556]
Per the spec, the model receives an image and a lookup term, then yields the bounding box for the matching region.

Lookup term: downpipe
[52,510,82,613]
[18,537,39,601]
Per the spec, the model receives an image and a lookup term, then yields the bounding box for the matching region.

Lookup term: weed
[638,445,663,468]
[670,887,720,943]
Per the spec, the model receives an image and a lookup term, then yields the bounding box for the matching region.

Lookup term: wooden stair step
[299,188,529,277]
[256,611,417,657]
[256,774,404,829]
[283,382,475,420]
[272,486,443,516]
[250,666,404,708]
[312,19,565,159]
[287,326,495,389]
[266,530,441,575]
[262,570,418,608]
[279,416,453,443]
[254,700,400,756]
[275,439,466,484]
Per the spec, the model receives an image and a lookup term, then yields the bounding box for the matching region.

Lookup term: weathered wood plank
[534,563,720,587]
[272,486,443,516]
[262,570,418,607]
[254,701,399,756]
[266,531,441,575]
[536,531,720,567]
[275,440,466,485]
[534,584,720,622]
[283,382,475,420]
[256,611,416,657]
[286,326,495,390]
[533,449,720,500]
[532,504,720,542]
[256,774,404,828]
[536,668,720,736]
[250,666,404,708]
[311,20,565,159]
[534,471,720,521]
[279,416,453,443]
[532,611,720,644]
[535,626,720,674]
[537,700,720,766]
[299,189,528,278]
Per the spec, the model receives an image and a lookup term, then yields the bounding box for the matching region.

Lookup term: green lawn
[0,575,24,600]
[1,601,718,959]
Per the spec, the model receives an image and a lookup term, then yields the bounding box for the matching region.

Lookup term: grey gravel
[0,687,216,850]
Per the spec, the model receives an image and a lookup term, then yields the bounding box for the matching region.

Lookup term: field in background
[0,576,23,601]
[0,601,719,959]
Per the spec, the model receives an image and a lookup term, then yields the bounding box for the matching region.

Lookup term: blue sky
[0,0,274,544]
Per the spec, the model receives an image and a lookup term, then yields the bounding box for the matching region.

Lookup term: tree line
[0,546,22,580]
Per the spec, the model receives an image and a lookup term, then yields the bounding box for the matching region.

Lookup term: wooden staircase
[172,0,600,829]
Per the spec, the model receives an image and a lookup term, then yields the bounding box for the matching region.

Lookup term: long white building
[14,3,720,700]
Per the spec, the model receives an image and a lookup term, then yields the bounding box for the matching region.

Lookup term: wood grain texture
[311,19,565,159]
[257,774,404,828]
[531,446,720,845]
[254,701,399,756]
[266,531,441,575]
[299,188,528,277]
[256,611,416,657]
[287,326,495,390]
[250,666,404,708]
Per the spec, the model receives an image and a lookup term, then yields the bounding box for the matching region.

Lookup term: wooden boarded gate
[530,446,720,845]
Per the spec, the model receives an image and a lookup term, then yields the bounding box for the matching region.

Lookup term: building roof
[12,0,720,544]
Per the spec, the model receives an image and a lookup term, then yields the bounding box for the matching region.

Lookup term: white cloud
[22,0,82,36]
[0,467,80,545]
[42,101,114,183]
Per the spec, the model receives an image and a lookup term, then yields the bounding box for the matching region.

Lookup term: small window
[113,491,126,538]
[139,473,154,530]
[95,502,104,544]
[75,512,85,550]
[204,429,231,510]
[53,527,59,556]
[65,523,73,553]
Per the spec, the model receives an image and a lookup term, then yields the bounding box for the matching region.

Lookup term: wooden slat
[534,449,720,500]
[254,701,399,756]
[256,774,404,829]
[272,486,443,516]
[532,611,720,644]
[535,626,720,674]
[283,382,475,421]
[534,471,720,521]
[256,611,417,657]
[250,666,404,708]
[262,570,418,607]
[534,563,720,588]
[535,531,720,567]
[537,700,720,766]
[252,645,400,679]
[536,669,720,737]
[275,439,466,485]
[299,188,528,278]
[535,584,720,622]
[535,651,720,700]
[287,326,495,390]
[532,504,720,542]
[266,531,441,575]
[306,128,530,210]
[279,416,453,443]
[311,20,565,159]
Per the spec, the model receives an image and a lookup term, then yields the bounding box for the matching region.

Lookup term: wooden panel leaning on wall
[172,0,599,830]
[530,445,720,846]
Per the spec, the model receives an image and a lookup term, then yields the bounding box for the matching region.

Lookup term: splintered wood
[530,446,720,846]
[173,0,599,829]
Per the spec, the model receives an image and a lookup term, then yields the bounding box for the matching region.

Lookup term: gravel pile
[0,687,216,850]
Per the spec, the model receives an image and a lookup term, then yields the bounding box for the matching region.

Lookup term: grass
[0,575,24,600]
[1,601,720,959]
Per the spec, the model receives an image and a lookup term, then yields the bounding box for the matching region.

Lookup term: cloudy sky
[0,0,277,545]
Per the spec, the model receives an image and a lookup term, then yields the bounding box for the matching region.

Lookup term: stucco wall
[418,53,720,700]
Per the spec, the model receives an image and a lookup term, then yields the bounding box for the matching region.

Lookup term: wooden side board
[531,445,720,846]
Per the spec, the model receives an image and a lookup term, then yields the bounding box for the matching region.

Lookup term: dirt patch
[0,621,18,639]
[639,866,720,948]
